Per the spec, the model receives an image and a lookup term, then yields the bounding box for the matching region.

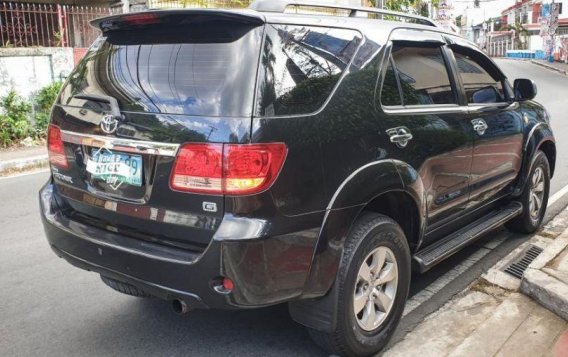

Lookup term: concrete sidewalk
[385,212,568,357]
[523,230,568,322]
[0,146,48,175]
[531,60,568,76]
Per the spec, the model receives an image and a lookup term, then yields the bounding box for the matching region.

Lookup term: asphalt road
[1,60,567,356]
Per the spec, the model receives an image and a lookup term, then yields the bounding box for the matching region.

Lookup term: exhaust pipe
[172,299,191,315]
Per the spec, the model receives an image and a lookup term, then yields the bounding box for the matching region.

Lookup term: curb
[530,60,568,76]
[0,155,49,176]
[521,234,568,321]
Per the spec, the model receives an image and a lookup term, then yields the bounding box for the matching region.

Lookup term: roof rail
[249,0,438,27]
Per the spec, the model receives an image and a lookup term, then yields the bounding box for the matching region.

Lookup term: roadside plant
[0,91,32,147]
[0,81,62,148]
[33,81,63,138]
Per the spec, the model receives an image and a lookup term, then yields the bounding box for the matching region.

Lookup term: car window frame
[376,30,467,116]
[443,35,518,113]
[448,46,511,106]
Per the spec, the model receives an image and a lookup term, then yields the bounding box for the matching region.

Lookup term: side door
[377,30,475,238]
[446,41,524,211]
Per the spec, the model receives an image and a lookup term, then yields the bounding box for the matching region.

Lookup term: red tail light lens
[224,144,287,194]
[171,143,287,195]
[47,124,68,169]
[170,144,223,194]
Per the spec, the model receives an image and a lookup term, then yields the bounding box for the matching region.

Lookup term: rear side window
[60,23,263,117]
[255,25,362,116]
[381,46,455,106]
[452,49,505,104]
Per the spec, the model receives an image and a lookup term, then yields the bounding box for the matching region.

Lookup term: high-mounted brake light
[47,124,68,169]
[123,13,160,25]
[170,143,287,195]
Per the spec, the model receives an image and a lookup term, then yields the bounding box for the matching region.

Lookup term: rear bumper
[40,182,319,309]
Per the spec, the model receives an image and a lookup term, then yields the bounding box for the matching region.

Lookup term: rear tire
[506,150,550,234]
[307,213,411,356]
[100,276,151,298]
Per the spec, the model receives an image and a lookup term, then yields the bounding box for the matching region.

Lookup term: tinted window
[60,23,263,117]
[256,25,361,116]
[453,50,505,104]
[391,46,455,105]
[380,57,402,106]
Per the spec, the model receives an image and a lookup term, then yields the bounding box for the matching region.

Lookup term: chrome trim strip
[382,102,519,116]
[467,101,519,114]
[60,130,180,157]
[383,105,469,116]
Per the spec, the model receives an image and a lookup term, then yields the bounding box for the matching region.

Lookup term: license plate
[86,148,142,188]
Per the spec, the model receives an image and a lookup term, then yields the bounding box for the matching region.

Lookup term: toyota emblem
[100,115,118,134]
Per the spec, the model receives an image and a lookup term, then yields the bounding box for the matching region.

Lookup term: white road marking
[548,183,568,207]
[0,169,49,180]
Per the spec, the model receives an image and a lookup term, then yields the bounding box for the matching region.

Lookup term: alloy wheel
[529,166,545,221]
[353,246,398,331]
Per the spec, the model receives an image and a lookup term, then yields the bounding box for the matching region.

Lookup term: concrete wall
[0,47,74,98]
[529,35,544,51]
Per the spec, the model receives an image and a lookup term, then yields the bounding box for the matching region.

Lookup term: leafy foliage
[507,23,530,50]
[0,81,62,148]
[33,81,63,138]
[368,0,429,13]
[0,91,32,147]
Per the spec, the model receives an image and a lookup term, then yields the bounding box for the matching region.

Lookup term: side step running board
[413,202,523,273]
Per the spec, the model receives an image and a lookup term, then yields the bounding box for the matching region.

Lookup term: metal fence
[148,0,349,15]
[148,0,252,9]
[487,40,513,57]
[0,2,121,48]
[148,1,413,18]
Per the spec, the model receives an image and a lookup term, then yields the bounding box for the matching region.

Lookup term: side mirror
[514,78,537,101]
[472,86,501,103]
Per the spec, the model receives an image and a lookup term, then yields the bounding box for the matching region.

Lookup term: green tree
[368,0,438,17]
[507,22,530,50]
[368,0,417,12]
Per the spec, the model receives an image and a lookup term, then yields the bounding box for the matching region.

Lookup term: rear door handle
[471,118,488,135]
[386,127,413,148]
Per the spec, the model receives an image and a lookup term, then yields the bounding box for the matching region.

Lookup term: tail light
[171,143,287,195]
[47,124,68,169]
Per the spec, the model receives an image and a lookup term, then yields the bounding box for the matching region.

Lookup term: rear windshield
[60,22,263,117]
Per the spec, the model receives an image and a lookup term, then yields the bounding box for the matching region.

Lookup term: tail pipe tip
[172,299,191,315]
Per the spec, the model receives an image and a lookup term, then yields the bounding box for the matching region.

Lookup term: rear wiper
[73,94,123,120]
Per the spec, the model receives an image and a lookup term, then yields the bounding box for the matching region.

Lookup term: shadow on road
[77,296,326,356]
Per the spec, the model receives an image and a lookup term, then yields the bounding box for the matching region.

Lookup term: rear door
[446,40,524,210]
[49,12,264,250]
[377,30,475,235]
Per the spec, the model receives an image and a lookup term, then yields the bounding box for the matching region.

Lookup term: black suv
[40,1,556,355]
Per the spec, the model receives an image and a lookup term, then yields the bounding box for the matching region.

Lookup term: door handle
[386,127,413,148]
[471,119,488,135]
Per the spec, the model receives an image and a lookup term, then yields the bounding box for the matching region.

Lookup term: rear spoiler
[91,9,265,32]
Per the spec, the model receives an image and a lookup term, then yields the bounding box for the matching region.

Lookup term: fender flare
[289,159,425,332]
[513,122,555,196]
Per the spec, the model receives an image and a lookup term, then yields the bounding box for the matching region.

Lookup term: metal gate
[0,2,121,48]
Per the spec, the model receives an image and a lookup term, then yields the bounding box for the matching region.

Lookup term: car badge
[100,114,119,134]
